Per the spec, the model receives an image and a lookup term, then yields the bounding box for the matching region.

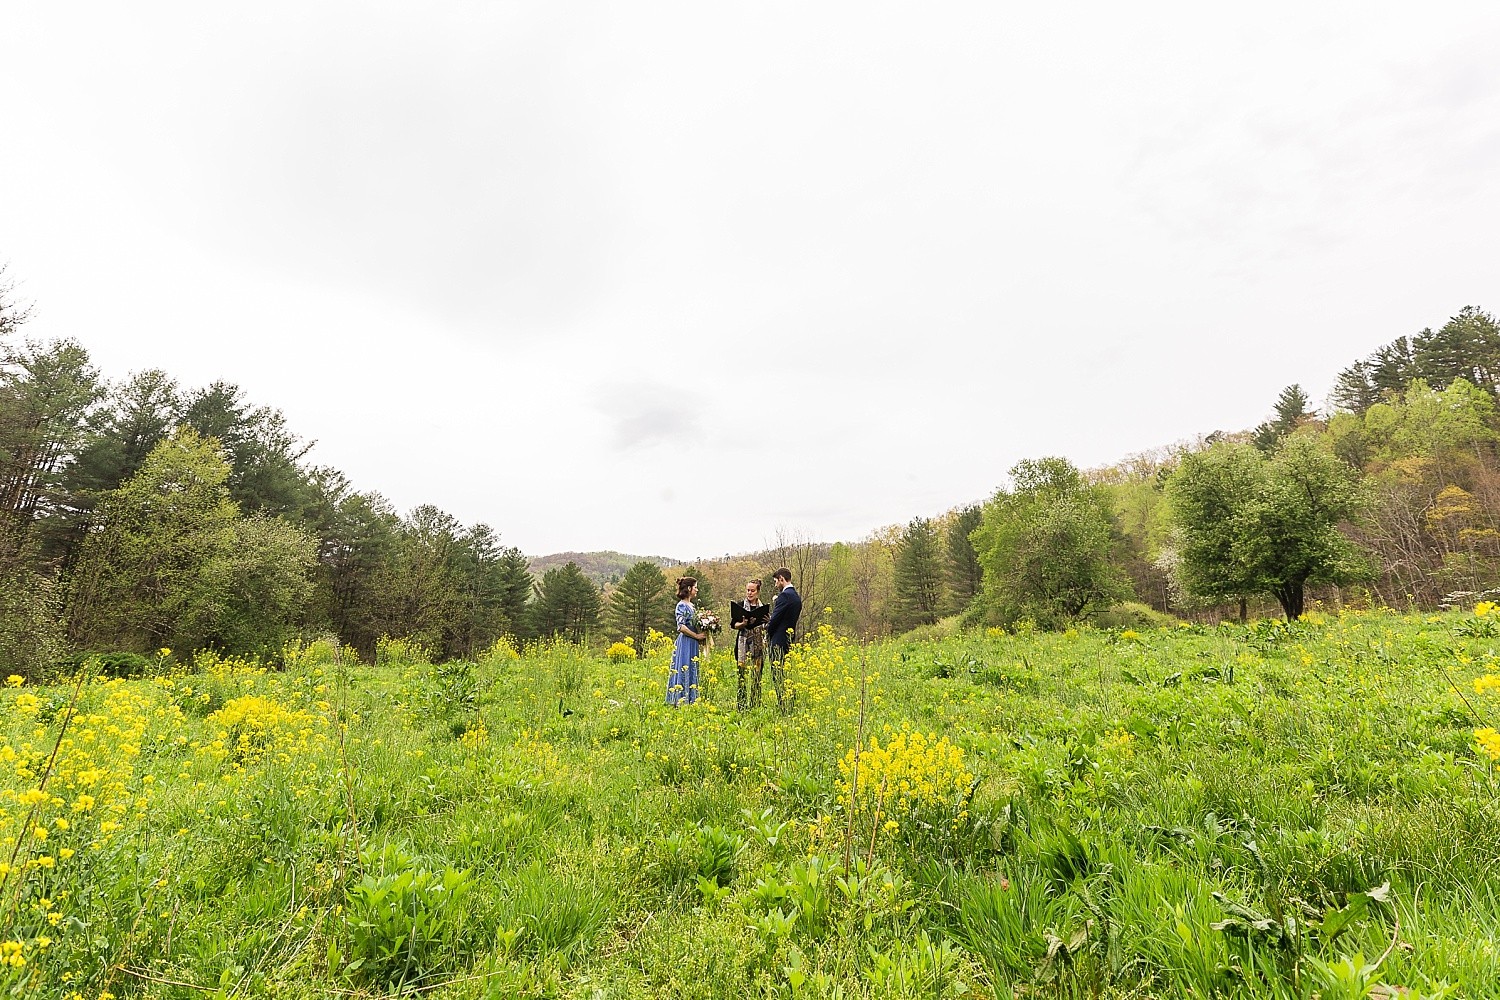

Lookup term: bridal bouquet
[696,612,722,635]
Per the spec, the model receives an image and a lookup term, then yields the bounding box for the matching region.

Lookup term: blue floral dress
[666,599,700,706]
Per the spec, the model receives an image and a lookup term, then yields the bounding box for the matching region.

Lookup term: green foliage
[821,534,896,639]
[893,517,945,632]
[210,514,317,655]
[1090,601,1175,630]
[1167,437,1371,619]
[0,565,64,678]
[606,559,671,656]
[1253,383,1314,453]
[530,561,601,643]
[68,427,242,651]
[1332,305,1500,413]
[972,457,1132,628]
[944,504,983,615]
[343,850,474,989]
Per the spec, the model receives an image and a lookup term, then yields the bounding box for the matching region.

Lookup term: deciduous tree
[1166,437,1370,620]
[972,457,1130,628]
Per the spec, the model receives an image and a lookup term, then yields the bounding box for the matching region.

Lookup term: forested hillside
[3,266,1499,671]
[528,551,680,587]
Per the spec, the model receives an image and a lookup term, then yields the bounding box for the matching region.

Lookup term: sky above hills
[3,2,1499,558]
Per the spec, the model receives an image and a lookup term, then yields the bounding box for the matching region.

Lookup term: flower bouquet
[696,611,722,636]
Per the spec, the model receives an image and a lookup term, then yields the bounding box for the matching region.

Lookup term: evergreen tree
[532,562,601,642]
[892,517,944,631]
[1253,384,1312,452]
[1329,360,1380,414]
[182,381,318,520]
[0,340,101,542]
[1412,306,1500,393]
[383,504,466,654]
[494,547,536,642]
[310,479,401,659]
[944,504,983,615]
[449,523,511,659]
[68,369,182,498]
[677,564,715,611]
[607,560,671,656]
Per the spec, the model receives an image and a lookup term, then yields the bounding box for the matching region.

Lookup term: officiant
[731,578,769,710]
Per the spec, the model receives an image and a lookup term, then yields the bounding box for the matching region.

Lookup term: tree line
[681,305,1500,634]
[4,267,1498,670]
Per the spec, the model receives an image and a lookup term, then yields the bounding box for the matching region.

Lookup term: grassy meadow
[3,610,1500,999]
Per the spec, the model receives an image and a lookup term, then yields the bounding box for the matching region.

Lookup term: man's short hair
[772,568,792,583]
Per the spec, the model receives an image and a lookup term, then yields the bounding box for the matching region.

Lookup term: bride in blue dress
[666,576,708,706]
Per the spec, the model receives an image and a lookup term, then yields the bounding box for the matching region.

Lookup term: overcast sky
[3,3,1498,559]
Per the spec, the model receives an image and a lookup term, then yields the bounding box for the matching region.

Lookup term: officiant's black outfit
[731,598,769,710]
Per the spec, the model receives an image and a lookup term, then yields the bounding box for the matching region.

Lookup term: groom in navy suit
[765,567,801,712]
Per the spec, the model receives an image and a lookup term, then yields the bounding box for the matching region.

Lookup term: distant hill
[528,551,682,587]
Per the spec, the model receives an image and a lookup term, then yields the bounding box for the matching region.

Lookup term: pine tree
[892,517,945,632]
[1253,384,1312,452]
[494,547,535,642]
[944,505,983,615]
[607,560,670,656]
[533,562,601,642]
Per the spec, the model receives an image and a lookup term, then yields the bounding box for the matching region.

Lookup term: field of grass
[3,610,1500,999]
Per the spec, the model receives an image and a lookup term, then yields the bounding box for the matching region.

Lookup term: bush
[899,616,964,644]
[376,634,435,667]
[1091,601,1176,630]
[59,651,154,679]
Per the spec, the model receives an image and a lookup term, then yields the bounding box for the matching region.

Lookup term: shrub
[376,634,435,667]
[1091,601,1176,630]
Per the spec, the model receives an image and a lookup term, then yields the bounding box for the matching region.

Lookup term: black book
[730,600,770,628]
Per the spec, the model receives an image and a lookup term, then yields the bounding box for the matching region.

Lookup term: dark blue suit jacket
[766,585,802,653]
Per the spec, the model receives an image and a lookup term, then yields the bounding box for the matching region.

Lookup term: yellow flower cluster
[1476,727,1500,761]
[207,695,322,761]
[1475,674,1500,696]
[644,628,673,660]
[376,634,435,667]
[281,637,358,669]
[1477,602,1498,617]
[459,722,489,748]
[838,726,974,824]
[482,636,521,662]
[1097,727,1136,757]
[512,729,564,780]
[605,639,636,663]
[783,623,871,713]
